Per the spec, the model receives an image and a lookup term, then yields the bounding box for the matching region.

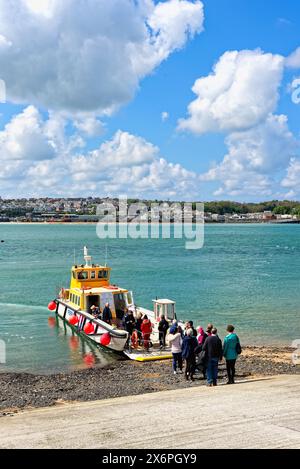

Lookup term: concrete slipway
[0,375,300,449]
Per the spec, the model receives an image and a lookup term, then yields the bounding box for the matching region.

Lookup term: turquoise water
[0,223,299,373]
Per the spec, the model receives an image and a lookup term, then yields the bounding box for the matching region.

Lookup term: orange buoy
[100,332,111,346]
[84,322,95,335]
[48,301,57,311]
[69,315,79,326]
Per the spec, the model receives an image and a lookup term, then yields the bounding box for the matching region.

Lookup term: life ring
[107,285,119,290]
[82,286,92,291]
[131,330,139,349]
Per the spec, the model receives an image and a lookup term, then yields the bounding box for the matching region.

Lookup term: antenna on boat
[84,246,92,266]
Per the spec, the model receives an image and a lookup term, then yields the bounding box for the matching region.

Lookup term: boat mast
[83,246,92,266]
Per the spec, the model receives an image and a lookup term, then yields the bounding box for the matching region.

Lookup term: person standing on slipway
[182,328,198,381]
[158,315,169,349]
[168,327,183,375]
[223,325,241,384]
[202,328,223,387]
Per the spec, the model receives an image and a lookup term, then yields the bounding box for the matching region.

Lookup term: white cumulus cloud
[201,114,298,197]
[0,107,200,198]
[74,117,105,137]
[69,130,199,198]
[281,158,300,193]
[178,49,284,134]
[286,47,300,69]
[0,105,56,162]
[0,0,204,115]
[177,47,300,198]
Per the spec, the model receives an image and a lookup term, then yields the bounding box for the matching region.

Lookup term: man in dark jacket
[182,329,198,381]
[102,303,112,325]
[158,315,169,349]
[124,309,136,336]
[202,328,223,386]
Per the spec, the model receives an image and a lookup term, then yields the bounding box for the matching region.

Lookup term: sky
[0,0,300,201]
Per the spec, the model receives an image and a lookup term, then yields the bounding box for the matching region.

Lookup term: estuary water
[0,223,299,373]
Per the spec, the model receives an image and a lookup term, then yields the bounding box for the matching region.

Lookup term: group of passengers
[90,304,155,351]
[169,321,241,386]
[123,309,170,351]
[90,302,241,385]
[123,309,153,351]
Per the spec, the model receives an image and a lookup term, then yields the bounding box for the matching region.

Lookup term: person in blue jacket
[182,328,198,381]
[223,325,240,384]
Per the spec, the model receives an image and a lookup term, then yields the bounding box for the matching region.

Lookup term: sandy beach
[1,346,299,417]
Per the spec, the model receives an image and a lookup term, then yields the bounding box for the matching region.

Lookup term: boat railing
[59,300,128,339]
[84,311,128,339]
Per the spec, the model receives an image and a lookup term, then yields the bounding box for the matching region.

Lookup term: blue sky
[0,0,300,201]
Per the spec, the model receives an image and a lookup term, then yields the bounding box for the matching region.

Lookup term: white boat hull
[56,300,128,353]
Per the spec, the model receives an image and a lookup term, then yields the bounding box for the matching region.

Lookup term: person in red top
[141,315,152,351]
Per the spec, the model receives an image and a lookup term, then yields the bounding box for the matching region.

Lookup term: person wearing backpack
[223,325,241,385]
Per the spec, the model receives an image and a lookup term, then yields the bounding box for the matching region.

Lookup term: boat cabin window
[127,291,133,305]
[98,270,108,279]
[70,293,80,306]
[166,303,175,320]
[70,294,80,306]
[154,302,175,321]
[78,271,88,280]
[90,271,96,279]
[157,303,164,318]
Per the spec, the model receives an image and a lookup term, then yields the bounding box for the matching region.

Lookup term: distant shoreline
[1,220,300,225]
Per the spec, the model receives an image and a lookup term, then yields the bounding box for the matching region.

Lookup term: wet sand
[0,346,299,416]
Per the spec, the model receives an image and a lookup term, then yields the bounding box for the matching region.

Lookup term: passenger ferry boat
[48,247,177,361]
